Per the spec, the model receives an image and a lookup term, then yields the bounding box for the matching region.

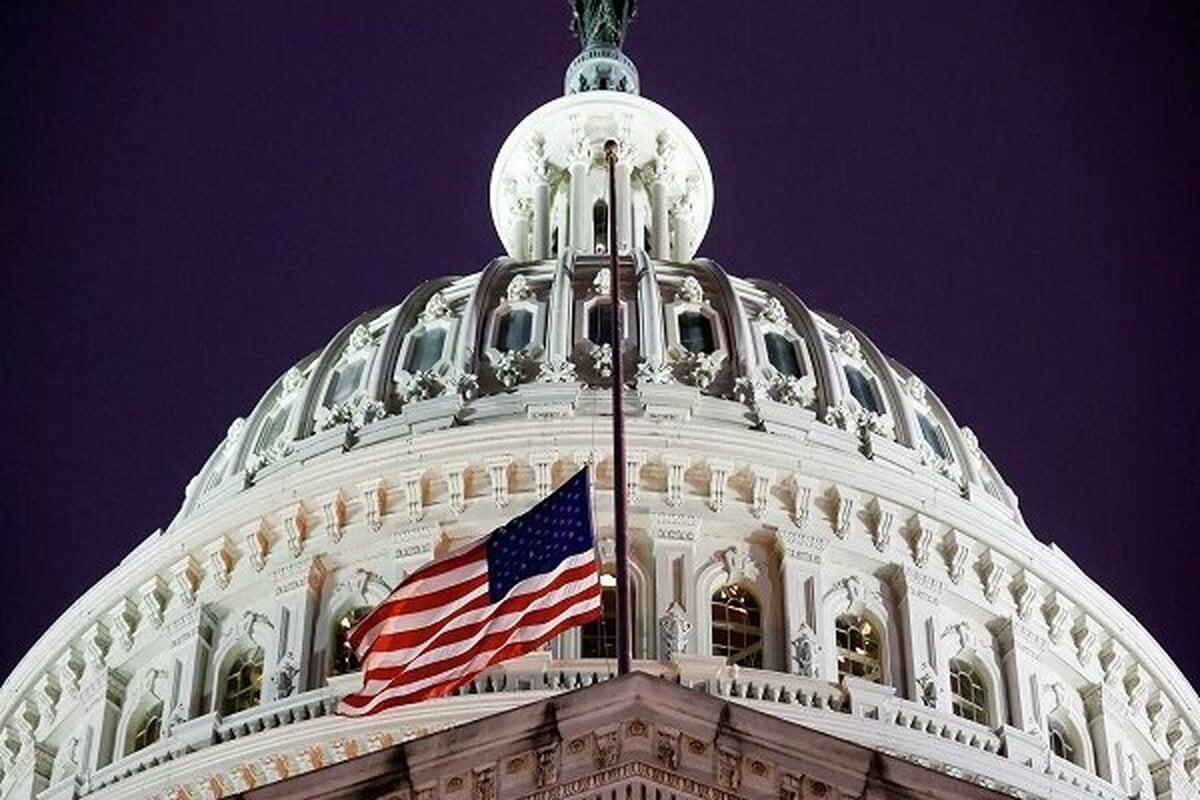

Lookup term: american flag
[336,468,601,716]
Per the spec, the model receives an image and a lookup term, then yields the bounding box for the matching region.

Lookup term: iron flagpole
[604,139,633,676]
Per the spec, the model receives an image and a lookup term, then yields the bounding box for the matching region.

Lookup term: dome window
[331,607,372,676]
[404,327,447,373]
[843,366,883,415]
[592,199,609,254]
[917,414,950,461]
[835,614,882,682]
[323,359,367,408]
[949,658,989,725]
[253,405,291,456]
[711,585,763,668]
[221,648,264,716]
[679,311,716,354]
[764,331,805,378]
[1048,718,1077,764]
[131,702,163,753]
[497,308,534,352]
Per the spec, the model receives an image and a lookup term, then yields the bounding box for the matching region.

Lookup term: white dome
[1,11,1197,800]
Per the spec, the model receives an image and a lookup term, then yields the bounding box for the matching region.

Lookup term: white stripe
[338,590,601,716]
[352,555,488,657]
[359,550,596,666]
[356,581,489,663]
[359,568,599,689]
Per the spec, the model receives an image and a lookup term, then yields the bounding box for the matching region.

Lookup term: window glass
[918,414,950,460]
[581,586,619,658]
[497,309,533,352]
[835,614,882,682]
[253,404,291,455]
[711,585,763,668]
[1049,719,1076,763]
[331,607,372,676]
[765,332,804,377]
[132,703,163,753]
[844,366,883,415]
[221,649,264,716]
[587,303,613,345]
[405,327,447,373]
[679,311,716,354]
[324,359,366,407]
[949,659,989,724]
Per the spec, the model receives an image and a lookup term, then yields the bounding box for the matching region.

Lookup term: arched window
[581,584,618,658]
[764,332,804,378]
[323,359,367,407]
[711,585,762,668]
[917,413,950,460]
[404,327,447,373]
[1048,718,1077,763]
[221,648,264,716]
[679,311,716,354]
[843,366,883,415]
[131,702,163,753]
[949,659,989,724]
[593,200,609,253]
[331,607,372,676]
[835,614,882,682]
[496,309,533,352]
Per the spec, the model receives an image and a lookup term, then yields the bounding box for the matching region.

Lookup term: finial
[564,0,640,95]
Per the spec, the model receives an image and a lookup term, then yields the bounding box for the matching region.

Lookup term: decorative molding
[321,491,347,543]
[978,549,1006,604]
[829,486,854,538]
[657,602,692,660]
[648,512,700,543]
[906,514,935,568]
[138,575,168,628]
[750,466,774,518]
[443,462,469,514]
[529,451,557,499]
[281,502,308,558]
[205,537,234,589]
[358,478,388,531]
[1042,591,1072,644]
[487,455,513,508]
[867,499,894,552]
[944,530,971,584]
[775,527,829,564]
[400,469,425,523]
[1010,570,1040,621]
[706,458,732,512]
[107,597,136,653]
[242,519,270,573]
[662,453,690,507]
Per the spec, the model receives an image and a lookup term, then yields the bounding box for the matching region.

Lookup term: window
[764,332,804,377]
[132,702,163,753]
[679,311,716,354]
[404,327,447,373]
[918,414,950,460]
[711,585,763,668]
[253,405,291,455]
[593,200,609,252]
[496,309,533,352]
[581,585,618,658]
[221,649,264,716]
[949,659,989,724]
[843,366,883,415]
[323,359,366,407]
[835,615,882,682]
[1048,718,1076,763]
[331,607,372,676]
[587,303,614,346]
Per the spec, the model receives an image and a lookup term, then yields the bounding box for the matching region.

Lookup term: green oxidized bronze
[569,0,637,49]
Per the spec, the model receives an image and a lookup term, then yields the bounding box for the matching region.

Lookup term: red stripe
[340,582,601,709]
[343,604,603,715]
[362,560,599,661]
[348,544,485,650]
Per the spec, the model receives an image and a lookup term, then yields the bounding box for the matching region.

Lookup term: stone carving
[791,623,819,678]
[868,500,894,552]
[656,730,680,769]
[677,275,704,304]
[751,467,774,518]
[593,267,611,297]
[226,417,247,446]
[759,296,789,326]
[272,653,298,699]
[487,457,512,508]
[505,274,534,302]
[587,342,613,378]
[348,323,373,353]
[658,602,692,660]
[903,374,927,403]
[538,357,579,383]
[707,459,731,512]
[916,665,938,708]
[677,349,721,390]
[907,514,935,567]
[493,349,537,388]
[399,370,450,403]
[417,291,450,324]
[945,531,971,584]
[359,479,387,531]
[717,748,741,790]
[315,395,386,432]
[241,610,275,646]
[570,0,637,49]
[715,545,758,584]
[535,745,558,787]
[836,329,862,359]
[472,766,496,800]
[322,492,346,542]
[635,357,673,384]
[281,365,305,395]
[594,731,619,769]
[827,576,865,613]
[943,622,976,655]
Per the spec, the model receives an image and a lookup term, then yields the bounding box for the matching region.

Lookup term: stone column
[570,162,590,254]
[994,616,1050,731]
[649,513,700,658]
[76,670,127,776]
[774,527,829,679]
[615,161,632,254]
[509,200,530,261]
[632,195,646,251]
[893,565,948,711]
[1083,682,1132,784]
[671,206,690,262]
[264,557,327,703]
[164,605,218,723]
[651,179,669,258]
[532,181,550,260]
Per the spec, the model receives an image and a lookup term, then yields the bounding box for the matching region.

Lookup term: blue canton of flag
[486,468,594,602]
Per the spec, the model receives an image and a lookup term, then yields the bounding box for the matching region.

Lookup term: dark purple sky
[2,3,1197,683]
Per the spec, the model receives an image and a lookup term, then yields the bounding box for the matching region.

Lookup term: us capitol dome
[2,4,1197,800]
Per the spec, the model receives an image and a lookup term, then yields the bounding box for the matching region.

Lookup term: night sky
[1,3,1197,684]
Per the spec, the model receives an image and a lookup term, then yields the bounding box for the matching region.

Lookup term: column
[651,179,669,258]
[649,512,700,657]
[265,557,327,702]
[164,605,218,723]
[672,206,691,262]
[995,616,1050,730]
[509,201,529,261]
[632,196,645,251]
[615,161,632,254]
[1083,682,1132,783]
[570,162,590,254]
[893,565,948,710]
[532,181,550,260]
[775,527,829,678]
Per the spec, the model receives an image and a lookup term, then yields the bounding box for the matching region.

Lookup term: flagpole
[604,139,633,676]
